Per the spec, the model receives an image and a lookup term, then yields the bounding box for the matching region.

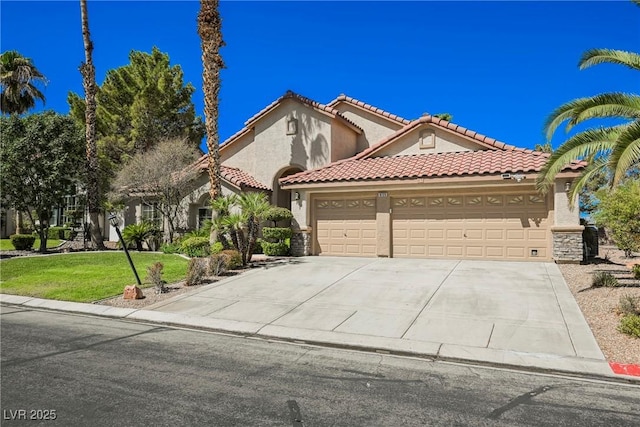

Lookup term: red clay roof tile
[327,94,412,125]
[195,155,270,191]
[280,150,585,186]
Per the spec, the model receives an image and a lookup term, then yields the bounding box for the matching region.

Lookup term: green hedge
[180,236,211,257]
[262,241,289,256]
[262,227,292,241]
[10,234,36,251]
[48,226,73,240]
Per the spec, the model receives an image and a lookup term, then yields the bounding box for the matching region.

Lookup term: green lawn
[0,252,189,302]
[0,238,62,251]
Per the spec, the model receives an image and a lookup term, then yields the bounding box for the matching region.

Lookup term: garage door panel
[392,193,549,261]
[315,197,377,257]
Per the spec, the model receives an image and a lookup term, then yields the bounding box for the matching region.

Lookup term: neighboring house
[126,90,586,263]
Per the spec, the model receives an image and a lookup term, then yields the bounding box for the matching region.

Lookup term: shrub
[160,242,180,254]
[209,252,229,276]
[618,314,640,338]
[48,226,71,240]
[220,249,242,270]
[262,227,292,241]
[146,262,166,294]
[633,265,640,280]
[618,294,640,316]
[592,271,619,288]
[263,207,293,226]
[180,236,211,257]
[10,234,36,251]
[262,241,289,256]
[185,258,207,286]
[211,241,224,254]
[122,222,157,251]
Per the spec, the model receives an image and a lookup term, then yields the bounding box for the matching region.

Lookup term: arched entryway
[273,166,304,210]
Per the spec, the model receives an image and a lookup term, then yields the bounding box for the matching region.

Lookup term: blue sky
[1,1,638,153]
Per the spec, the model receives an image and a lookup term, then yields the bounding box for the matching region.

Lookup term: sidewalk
[2,257,638,383]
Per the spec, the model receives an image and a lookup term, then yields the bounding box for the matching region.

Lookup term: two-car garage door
[391,193,549,260]
[314,192,550,261]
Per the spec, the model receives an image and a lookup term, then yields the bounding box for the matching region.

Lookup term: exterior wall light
[511,174,525,183]
[293,191,301,201]
[565,181,571,192]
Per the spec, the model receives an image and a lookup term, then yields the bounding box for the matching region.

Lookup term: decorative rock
[123,285,143,300]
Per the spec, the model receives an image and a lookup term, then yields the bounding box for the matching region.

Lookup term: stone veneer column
[551,226,584,264]
[376,192,391,257]
[290,228,311,256]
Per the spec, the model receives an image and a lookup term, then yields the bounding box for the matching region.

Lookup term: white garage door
[315,197,377,256]
[392,193,550,261]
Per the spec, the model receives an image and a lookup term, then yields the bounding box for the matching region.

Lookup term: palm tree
[238,192,270,264]
[79,0,105,249]
[0,50,47,115]
[536,48,640,204]
[197,0,225,243]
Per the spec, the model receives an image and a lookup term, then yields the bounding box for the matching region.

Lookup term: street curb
[2,295,639,385]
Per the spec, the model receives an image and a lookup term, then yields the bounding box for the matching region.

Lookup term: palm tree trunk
[198,0,224,245]
[80,0,105,250]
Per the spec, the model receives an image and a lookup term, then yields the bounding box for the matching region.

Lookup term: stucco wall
[374,124,482,157]
[221,99,336,192]
[553,180,579,226]
[330,120,358,162]
[332,103,404,152]
[289,189,308,232]
[220,132,256,175]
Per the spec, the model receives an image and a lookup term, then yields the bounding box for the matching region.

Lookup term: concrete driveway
[149,256,606,372]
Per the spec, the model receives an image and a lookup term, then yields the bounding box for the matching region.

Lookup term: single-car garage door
[392,193,550,261]
[315,197,377,256]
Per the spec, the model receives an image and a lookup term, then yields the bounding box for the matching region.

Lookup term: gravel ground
[558,245,640,365]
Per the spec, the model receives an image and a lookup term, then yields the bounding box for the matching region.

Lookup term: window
[142,202,162,227]
[61,195,81,226]
[198,208,212,229]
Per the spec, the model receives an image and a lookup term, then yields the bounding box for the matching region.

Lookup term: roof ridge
[327,94,412,125]
[356,115,533,160]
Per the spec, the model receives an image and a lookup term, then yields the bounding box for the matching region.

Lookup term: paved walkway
[2,257,631,381]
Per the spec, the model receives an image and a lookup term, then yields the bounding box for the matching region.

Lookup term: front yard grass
[0,238,62,251]
[0,252,189,302]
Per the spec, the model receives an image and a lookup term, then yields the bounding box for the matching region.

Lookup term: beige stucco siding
[374,125,484,157]
[220,132,256,176]
[553,179,580,226]
[330,120,358,162]
[223,99,336,191]
[333,104,404,152]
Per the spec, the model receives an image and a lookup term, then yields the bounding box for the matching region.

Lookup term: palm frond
[610,120,640,185]
[566,158,610,209]
[579,49,640,71]
[544,93,640,140]
[536,126,621,193]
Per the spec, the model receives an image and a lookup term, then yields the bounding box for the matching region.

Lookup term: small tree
[111,138,200,243]
[0,112,84,252]
[262,207,293,256]
[594,179,640,257]
[212,192,270,265]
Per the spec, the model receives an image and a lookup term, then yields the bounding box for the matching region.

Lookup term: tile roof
[355,115,524,160]
[280,150,585,186]
[327,94,412,125]
[195,155,270,191]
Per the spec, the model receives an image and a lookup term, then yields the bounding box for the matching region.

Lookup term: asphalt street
[1,305,639,426]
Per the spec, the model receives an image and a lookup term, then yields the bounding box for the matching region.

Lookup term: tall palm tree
[79,0,105,249]
[536,48,640,204]
[197,0,225,245]
[0,50,47,115]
